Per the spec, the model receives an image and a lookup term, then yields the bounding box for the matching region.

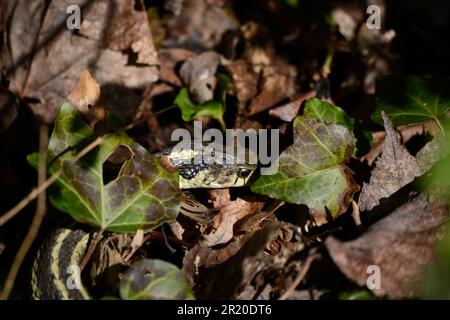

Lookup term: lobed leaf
[251,116,358,224]
[372,75,450,127]
[28,103,182,232]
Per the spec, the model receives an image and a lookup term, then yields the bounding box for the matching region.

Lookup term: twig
[0,135,106,226]
[0,125,48,300]
[79,229,104,272]
[278,254,317,300]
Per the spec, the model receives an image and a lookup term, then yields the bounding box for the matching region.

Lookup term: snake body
[32,142,257,300]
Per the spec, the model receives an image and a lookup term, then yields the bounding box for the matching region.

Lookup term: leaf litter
[1,0,450,301]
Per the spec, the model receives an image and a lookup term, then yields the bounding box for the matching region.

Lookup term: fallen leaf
[199,189,266,247]
[372,75,450,127]
[165,0,239,50]
[326,193,449,298]
[6,0,159,124]
[179,51,221,104]
[358,112,421,211]
[252,116,359,225]
[269,91,316,122]
[120,259,194,300]
[159,48,195,86]
[79,0,158,65]
[248,62,298,115]
[67,70,104,124]
[225,59,258,106]
[0,85,18,130]
[192,224,280,299]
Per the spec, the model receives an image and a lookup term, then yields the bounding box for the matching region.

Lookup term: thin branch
[0,125,48,300]
[79,229,104,272]
[278,254,317,300]
[0,135,106,226]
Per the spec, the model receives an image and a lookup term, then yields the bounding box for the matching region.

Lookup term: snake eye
[238,168,251,178]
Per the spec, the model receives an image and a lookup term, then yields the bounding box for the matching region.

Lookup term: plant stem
[0,135,106,226]
[0,125,48,300]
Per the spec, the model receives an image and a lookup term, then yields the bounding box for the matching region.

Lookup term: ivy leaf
[28,102,182,232]
[304,98,372,157]
[120,259,194,300]
[304,98,354,131]
[372,75,450,128]
[251,116,359,225]
[174,73,229,129]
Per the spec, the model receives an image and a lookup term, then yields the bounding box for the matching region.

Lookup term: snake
[31,142,257,300]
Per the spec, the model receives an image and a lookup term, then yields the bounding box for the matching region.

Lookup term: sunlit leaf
[251,116,358,224]
[120,259,194,300]
[28,103,182,232]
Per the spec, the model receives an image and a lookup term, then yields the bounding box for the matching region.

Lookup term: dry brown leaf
[165,0,239,50]
[90,233,133,289]
[361,119,439,165]
[200,189,266,247]
[0,85,18,130]
[326,193,449,298]
[159,48,195,86]
[358,112,421,211]
[188,224,281,299]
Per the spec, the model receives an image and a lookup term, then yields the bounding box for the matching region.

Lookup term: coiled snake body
[31,143,257,300]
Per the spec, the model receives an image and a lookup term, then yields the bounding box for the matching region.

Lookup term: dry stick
[0,125,48,300]
[79,229,104,272]
[0,135,106,226]
[278,254,317,300]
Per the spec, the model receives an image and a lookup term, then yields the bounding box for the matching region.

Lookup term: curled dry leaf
[358,112,421,212]
[28,102,182,232]
[200,189,266,247]
[326,193,449,298]
[120,259,194,300]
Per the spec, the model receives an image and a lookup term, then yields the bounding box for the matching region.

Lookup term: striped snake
[31,142,257,300]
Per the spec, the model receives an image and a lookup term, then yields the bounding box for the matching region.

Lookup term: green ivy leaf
[174,73,229,129]
[251,116,358,223]
[28,103,182,232]
[372,75,450,128]
[304,98,354,131]
[304,98,372,156]
[120,259,194,300]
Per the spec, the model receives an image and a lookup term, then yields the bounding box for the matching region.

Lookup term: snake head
[160,142,258,189]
